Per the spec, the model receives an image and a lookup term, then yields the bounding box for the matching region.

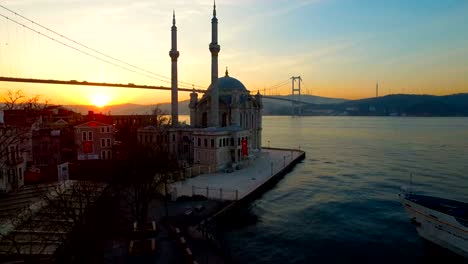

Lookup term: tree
[0,181,108,263]
[2,90,25,110]
[0,207,58,263]
[1,89,49,111]
[113,105,178,234]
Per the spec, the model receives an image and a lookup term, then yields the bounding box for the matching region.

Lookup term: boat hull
[400,195,468,258]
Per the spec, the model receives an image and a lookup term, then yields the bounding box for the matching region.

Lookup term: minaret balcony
[169,50,180,59]
[209,43,220,53]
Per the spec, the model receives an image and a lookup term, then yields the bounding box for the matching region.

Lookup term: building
[0,126,27,192]
[166,3,263,171]
[74,121,114,160]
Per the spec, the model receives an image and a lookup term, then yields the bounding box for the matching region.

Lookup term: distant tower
[209,1,221,127]
[291,76,302,116]
[376,82,379,97]
[169,11,180,126]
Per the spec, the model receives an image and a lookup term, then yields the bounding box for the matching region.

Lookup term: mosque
[164,2,263,171]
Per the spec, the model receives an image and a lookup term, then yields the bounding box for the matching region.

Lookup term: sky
[0,0,467,106]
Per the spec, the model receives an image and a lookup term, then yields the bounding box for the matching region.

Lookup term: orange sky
[0,0,467,106]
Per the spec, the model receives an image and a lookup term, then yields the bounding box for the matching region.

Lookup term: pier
[171,148,305,216]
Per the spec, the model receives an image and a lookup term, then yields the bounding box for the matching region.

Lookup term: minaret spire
[209,1,221,127]
[213,0,217,17]
[172,10,175,25]
[169,11,180,126]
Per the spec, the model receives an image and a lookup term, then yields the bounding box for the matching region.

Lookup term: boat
[399,192,468,257]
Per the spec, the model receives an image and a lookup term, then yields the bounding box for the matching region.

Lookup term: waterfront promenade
[171,148,304,201]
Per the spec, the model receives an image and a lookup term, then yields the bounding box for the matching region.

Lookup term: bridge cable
[0,5,206,89]
[0,13,176,84]
[263,79,290,95]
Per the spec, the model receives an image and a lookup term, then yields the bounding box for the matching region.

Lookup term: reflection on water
[223,116,468,263]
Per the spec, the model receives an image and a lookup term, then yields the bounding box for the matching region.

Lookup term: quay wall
[206,148,305,223]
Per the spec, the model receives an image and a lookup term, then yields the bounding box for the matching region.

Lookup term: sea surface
[220,116,468,263]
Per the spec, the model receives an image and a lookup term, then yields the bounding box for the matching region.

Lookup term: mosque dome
[204,68,249,104]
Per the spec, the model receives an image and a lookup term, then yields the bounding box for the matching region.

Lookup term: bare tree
[150,105,171,130]
[113,105,177,232]
[1,89,49,111]
[0,207,59,263]
[0,181,107,263]
[2,90,25,110]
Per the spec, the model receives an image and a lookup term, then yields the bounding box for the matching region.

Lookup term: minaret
[189,86,198,126]
[209,1,220,127]
[376,82,379,97]
[169,11,180,126]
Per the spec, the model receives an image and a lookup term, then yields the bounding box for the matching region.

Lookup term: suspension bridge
[0,4,313,115]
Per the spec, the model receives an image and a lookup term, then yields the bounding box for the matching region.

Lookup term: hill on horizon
[64,94,347,116]
[60,93,468,117]
[306,93,468,116]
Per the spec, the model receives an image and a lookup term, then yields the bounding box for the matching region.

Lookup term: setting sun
[90,94,110,107]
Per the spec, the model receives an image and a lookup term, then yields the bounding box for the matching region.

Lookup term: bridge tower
[291,76,302,116]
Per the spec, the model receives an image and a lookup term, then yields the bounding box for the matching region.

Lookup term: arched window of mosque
[222,113,228,127]
[202,112,208,128]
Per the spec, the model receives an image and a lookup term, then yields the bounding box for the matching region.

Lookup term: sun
[90,94,110,107]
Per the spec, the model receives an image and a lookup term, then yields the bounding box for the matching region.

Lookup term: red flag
[241,139,248,156]
[82,141,93,154]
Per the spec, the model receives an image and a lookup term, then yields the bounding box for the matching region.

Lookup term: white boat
[399,192,468,258]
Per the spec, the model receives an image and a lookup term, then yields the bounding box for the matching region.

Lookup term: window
[211,139,214,148]
[101,138,105,147]
[107,126,110,133]
[198,138,201,147]
[204,139,207,147]
[82,131,87,141]
[202,112,208,127]
[101,127,105,133]
[88,131,93,141]
[231,138,234,146]
[238,138,241,146]
[222,113,228,127]
[101,150,106,160]
[219,139,222,147]
[107,150,112,159]
[107,138,111,147]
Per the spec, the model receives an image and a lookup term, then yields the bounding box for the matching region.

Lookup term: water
[223,116,468,263]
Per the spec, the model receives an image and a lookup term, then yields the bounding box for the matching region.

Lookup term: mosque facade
[141,3,263,171]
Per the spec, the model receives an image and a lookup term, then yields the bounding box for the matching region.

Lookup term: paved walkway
[171,148,303,201]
